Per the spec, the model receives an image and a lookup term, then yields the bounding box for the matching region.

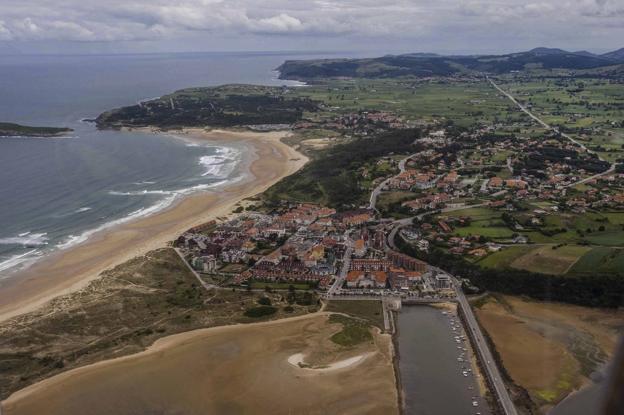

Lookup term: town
[175,202,455,299]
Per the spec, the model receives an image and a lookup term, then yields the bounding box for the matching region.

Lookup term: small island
[0,122,73,138]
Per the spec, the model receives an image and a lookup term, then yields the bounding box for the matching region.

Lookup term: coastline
[3,311,399,415]
[0,128,308,323]
[3,311,330,405]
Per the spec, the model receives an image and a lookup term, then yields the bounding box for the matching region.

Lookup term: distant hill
[602,48,624,61]
[0,122,72,138]
[572,50,599,58]
[277,47,624,81]
[529,47,571,56]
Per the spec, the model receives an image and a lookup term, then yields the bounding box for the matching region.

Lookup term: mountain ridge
[277,47,624,81]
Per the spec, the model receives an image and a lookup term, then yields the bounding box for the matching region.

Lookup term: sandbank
[3,313,398,415]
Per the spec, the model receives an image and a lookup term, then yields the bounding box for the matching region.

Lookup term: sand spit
[0,128,307,323]
[3,313,398,415]
[288,352,373,371]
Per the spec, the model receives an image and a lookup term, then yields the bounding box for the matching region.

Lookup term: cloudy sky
[0,0,623,55]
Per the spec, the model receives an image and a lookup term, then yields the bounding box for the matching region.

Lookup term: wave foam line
[0,232,49,247]
[0,250,41,273]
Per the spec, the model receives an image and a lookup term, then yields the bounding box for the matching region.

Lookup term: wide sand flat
[0,129,306,323]
[3,313,398,415]
[475,295,623,410]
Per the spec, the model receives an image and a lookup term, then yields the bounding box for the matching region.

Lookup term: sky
[0,0,623,55]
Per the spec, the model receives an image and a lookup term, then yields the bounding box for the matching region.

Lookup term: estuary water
[0,52,315,276]
[397,306,491,415]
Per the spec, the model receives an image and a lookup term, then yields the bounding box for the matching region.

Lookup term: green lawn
[584,231,624,246]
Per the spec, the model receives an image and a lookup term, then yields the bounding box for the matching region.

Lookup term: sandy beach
[3,313,398,415]
[0,128,307,323]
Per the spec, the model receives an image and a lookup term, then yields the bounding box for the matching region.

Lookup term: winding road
[369,152,420,211]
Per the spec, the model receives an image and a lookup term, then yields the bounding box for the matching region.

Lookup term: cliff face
[0,122,72,137]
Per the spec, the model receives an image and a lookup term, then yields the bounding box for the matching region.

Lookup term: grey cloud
[0,0,622,51]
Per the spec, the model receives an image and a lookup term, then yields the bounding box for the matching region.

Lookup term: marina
[397,306,491,415]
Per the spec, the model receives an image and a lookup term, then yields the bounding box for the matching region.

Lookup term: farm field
[438,204,624,275]
[477,246,537,270]
[495,77,624,163]
[440,207,520,240]
[508,245,592,275]
[292,79,518,128]
[568,247,624,276]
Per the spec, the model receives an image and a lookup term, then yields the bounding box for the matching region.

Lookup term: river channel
[397,305,492,415]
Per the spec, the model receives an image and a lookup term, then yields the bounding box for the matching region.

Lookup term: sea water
[0,52,316,276]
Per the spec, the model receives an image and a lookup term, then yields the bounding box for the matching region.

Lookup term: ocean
[0,52,317,276]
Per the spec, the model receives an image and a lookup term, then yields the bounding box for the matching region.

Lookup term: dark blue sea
[0,52,316,276]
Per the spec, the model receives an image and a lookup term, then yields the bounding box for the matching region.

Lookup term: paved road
[428,263,518,415]
[489,77,616,186]
[369,152,419,210]
[386,203,489,251]
[564,163,616,188]
[174,248,215,291]
[453,278,518,415]
[327,232,353,296]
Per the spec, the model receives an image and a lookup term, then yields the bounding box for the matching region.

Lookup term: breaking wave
[0,232,49,247]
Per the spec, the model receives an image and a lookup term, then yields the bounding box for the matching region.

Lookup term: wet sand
[3,313,398,415]
[0,128,307,323]
[475,295,624,410]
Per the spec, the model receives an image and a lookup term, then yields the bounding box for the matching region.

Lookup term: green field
[328,314,373,347]
[509,245,592,275]
[495,77,624,163]
[440,207,516,240]
[478,246,537,269]
[479,245,596,275]
[292,79,515,128]
[325,300,385,329]
[568,247,624,276]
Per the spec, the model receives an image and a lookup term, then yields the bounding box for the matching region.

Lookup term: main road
[327,231,353,296]
[488,77,616,186]
[454,279,518,415]
[424,263,518,415]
